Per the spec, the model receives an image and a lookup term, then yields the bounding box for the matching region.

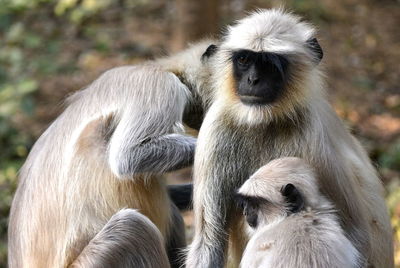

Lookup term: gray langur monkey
[8,40,217,268]
[235,157,361,268]
[186,9,393,268]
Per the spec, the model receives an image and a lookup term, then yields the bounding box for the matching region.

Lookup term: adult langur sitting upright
[186,9,393,268]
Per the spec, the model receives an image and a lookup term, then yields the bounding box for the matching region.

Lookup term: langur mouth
[239,95,269,106]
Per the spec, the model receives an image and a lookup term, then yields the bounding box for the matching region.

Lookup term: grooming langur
[8,41,217,268]
[71,209,170,268]
[186,9,392,268]
[236,157,361,268]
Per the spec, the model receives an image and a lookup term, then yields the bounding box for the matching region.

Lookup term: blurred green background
[0,0,399,267]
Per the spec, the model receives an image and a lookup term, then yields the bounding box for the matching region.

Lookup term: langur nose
[247,75,259,85]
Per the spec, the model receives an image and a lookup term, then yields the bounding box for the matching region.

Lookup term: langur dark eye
[232,50,253,69]
[237,56,251,67]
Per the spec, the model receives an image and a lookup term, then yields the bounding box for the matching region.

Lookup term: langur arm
[107,69,196,178]
[110,133,196,177]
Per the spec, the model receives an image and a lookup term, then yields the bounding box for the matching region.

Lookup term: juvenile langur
[71,209,170,268]
[186,9,393,268]
[8,41,217,268]
[236,157,361,268]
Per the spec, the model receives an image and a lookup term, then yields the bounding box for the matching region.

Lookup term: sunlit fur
[187,9,393,268]
[238,157,361,268]
[8,41,214,268]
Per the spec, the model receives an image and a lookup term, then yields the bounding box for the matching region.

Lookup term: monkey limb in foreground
[8,41,217,268]
[186,9,393,268]
[71,209,170,268]
[236,157,361,268]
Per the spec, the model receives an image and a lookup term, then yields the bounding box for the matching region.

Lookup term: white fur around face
[209,9,323,127]
[223,9,315,54]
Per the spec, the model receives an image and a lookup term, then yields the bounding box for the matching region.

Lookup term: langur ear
[306,37,323,64]
[201,44,218,61]
[281,183,304,213]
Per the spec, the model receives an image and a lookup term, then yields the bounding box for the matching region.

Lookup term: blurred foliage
[381,139,400,266]
[286,0,332,22]
[0,0,399,267]
[55,0,113,23]
[380,139,400,170]
[387,179,400,265]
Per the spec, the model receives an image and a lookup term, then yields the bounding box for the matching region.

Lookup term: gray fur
[186,9,392,268]
[116,134,196,176]
[238,157,361,268]
[105,65,194,178]
[70,209,170,268]
[8,41,215,268]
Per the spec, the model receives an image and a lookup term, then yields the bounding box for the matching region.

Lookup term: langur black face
[231,38,323,106]
[232,50,289,106]
[235,183,305,228]
[234,193,264,228]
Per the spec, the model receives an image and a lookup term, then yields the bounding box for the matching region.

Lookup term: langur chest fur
[198,109,306,182]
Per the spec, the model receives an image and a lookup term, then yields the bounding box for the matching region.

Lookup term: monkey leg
[110,133,196,177]
[166,202,187,268]
[69,209,170,268]
[186,174,239,268]
[227,213,248,267]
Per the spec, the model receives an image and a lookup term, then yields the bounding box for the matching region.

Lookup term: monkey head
[181,42,219,130]
[159,40,218,102]
[213,9,324,125]
[158,40,219,130]
[235,157,327,230]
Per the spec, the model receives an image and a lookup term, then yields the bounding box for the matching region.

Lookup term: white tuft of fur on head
[238,157,328,210]
[223,9,315,54]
